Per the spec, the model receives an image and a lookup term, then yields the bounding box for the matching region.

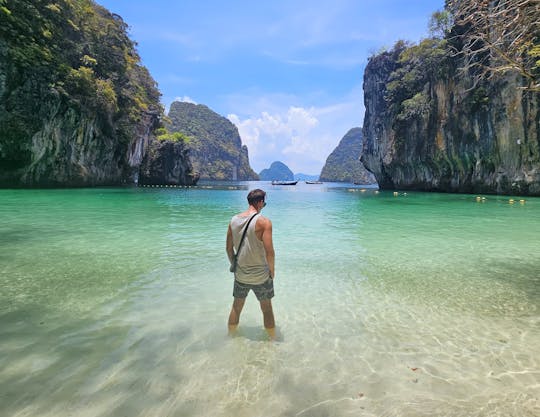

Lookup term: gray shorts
[233,278,274,301]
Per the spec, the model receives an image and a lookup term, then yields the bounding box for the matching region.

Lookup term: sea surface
[1,182,539,417]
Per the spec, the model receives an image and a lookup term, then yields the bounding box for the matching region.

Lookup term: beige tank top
[230,213,270,285]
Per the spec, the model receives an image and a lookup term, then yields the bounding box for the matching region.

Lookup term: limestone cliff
[362,43,540,196]
[320,128,376,184]
[0,0,163,187]
[139,140,199,186]
[166,102,258,181]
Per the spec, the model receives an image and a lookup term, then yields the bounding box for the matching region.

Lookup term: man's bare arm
[226,224,235,265]
[261,219,275,278]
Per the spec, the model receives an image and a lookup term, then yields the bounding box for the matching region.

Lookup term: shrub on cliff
[155,128,193,144]
[385,38,450,120]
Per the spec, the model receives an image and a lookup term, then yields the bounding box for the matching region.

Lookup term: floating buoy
[393,191,399,196]
[520,199,526,204]
[509,199,515,204]
[375,190,379,194]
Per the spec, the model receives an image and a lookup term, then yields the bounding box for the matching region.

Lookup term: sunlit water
[1,182,539,417]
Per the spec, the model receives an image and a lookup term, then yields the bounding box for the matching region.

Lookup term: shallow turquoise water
[1,182,539,416]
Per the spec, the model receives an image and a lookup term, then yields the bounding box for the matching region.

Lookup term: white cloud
[163,95,198,113]
[287,107,318,133]
[227,111,291,160]
[174,96,197,104]
[158,31,197,47]
[227,85,364,175]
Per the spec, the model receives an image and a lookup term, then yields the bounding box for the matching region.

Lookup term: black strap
[232,213,258,272]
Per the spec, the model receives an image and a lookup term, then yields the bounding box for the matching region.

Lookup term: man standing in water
[226,189,276,338]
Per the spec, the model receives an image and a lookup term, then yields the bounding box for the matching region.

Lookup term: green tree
[156,130,193,144]
[429,9,453,39]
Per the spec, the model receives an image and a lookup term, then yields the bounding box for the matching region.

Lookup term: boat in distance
[271,180,298,185]
[305,180,323,184]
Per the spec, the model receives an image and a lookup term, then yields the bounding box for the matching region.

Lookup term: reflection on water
[1,183,539,416]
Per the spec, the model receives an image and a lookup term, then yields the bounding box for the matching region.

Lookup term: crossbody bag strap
[232,213,258,270]
[236,213,258,255]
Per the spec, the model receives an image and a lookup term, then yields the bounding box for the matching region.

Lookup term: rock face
[0,1,162,187]
[320,127,376,184]
[0,97,159,187]
[139,140,199,186]
[362,44,540,196]
[166,102,258,181]
[259,161,294,181]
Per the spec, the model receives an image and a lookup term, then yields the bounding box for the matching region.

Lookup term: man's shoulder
[256,214,271,227]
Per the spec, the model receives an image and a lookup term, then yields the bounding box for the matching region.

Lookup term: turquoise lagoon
[1,182,539,416]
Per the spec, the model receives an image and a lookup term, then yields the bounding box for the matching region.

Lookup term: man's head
[247,189,266,207]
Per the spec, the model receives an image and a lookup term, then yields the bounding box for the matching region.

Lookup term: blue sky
[97,0,444,175]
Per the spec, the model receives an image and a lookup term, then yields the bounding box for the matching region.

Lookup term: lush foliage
[0,0,161,170]
[155,128,192,144]
[429,9,453,39]
[384,38,449,121]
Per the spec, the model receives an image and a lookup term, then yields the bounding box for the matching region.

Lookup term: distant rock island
[259,161,294,181]
[320,128,376,184]
[166,102,258,181]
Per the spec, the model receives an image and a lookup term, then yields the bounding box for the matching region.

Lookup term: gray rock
[138,140,199,186]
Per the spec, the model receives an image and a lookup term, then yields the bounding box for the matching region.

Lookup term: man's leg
[228,297,246,333]
[259,299,275,338]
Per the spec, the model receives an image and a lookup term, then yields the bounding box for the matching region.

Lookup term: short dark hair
[247,189,266,206]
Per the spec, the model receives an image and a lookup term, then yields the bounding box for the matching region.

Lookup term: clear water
[1,182,539,417]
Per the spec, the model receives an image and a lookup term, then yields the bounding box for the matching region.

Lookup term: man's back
[230,213,269,284]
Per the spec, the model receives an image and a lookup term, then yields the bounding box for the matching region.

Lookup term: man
[226,189,276,338]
